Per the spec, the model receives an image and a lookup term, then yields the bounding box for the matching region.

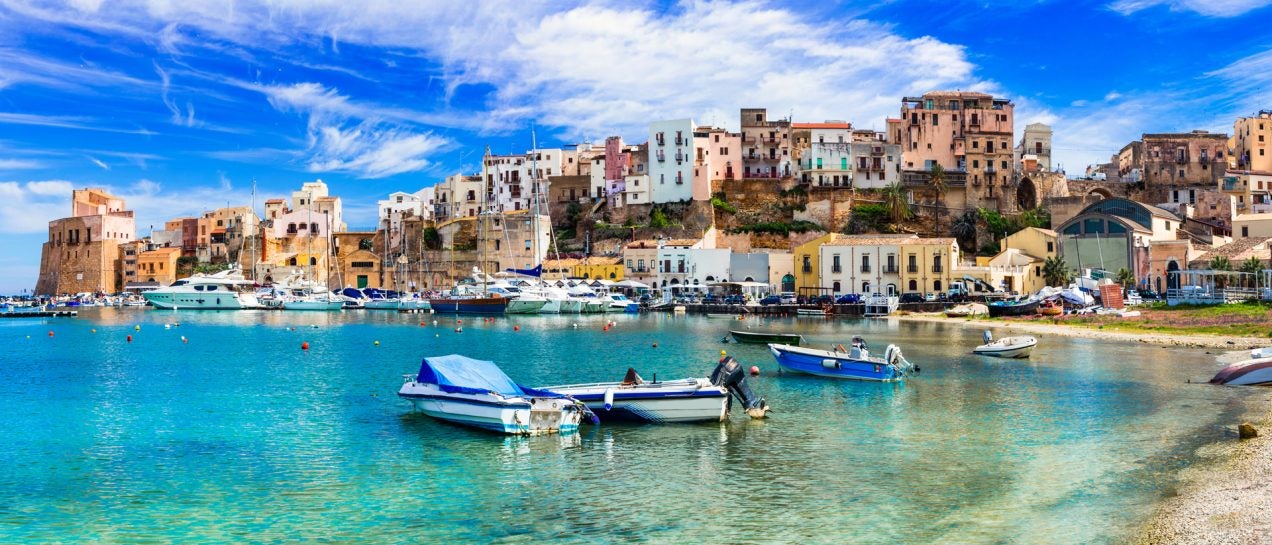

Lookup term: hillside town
[32,94,1272,305]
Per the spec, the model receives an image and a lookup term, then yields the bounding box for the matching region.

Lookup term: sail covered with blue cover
[505,264,542,278]
[416,355,526,396]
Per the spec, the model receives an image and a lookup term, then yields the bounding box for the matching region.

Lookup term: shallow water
[1,309,1263,544]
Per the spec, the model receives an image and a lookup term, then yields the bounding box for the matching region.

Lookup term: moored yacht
[142,269,261,310]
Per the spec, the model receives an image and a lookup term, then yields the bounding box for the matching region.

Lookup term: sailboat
[429,146,509,315]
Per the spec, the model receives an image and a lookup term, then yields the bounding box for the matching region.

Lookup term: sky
[1,0,1271,293]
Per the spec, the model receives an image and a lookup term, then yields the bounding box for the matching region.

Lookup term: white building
[649,118,697,203]
[433,173,486,221]
[486,148,564,213]
[850,138,902,189]
[379,188,436,227]
[794,122,855,188]
[291,180,345,231]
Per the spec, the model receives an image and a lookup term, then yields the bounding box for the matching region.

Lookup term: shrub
[711,197,737,214]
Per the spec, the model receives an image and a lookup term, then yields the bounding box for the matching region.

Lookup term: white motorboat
[281,287,344,311]
[398,354,594,435]
[972,331,1037,358]
[542,359,768,422]
[142,269,261,310]
[1210,356,1272,386]
[605,293,640,313]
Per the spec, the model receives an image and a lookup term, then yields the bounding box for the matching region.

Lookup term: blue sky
[1,0,1270,293]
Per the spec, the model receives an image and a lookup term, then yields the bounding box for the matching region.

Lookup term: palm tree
[1042,255,1071,287]
[1209,256,1233,271]
[1114,267,1135,289]
[881,182,912,224]
[950,210,978,252]
[1239,256,1264,275]
[929,163,947,233]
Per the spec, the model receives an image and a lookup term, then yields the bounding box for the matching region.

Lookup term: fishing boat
[1038,299,1063,316]
[730,330,804,345]
[398,354,595,435]
[987,297,1040,317]
[1210,356,1272,386]
[972,331,1037,358]
[541,357,769,422]
[769,337,913,381]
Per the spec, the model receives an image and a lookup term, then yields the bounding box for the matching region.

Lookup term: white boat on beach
[398,354,594,435]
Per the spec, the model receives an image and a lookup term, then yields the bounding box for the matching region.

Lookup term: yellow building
[793,233,840,293]
[898,237,960,294]
[136,247,182,286]
[573,257,624,281]
[963,227,1059,294]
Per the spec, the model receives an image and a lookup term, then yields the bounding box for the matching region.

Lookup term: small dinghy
[972,331,1037,358]
[730,330,804,345]
[1210,356,1272,386]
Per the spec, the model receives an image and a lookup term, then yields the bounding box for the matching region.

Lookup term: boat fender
[603,389,615,411]
[821,359,841,370]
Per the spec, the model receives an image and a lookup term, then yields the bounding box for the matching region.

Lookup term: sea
[1,308,1265,544]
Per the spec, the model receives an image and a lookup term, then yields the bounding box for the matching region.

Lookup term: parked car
[723,295,745,305]
[835,293,862,304]
[899,292,925,304]
[780,293,798,304]
[759,295,782,305]
[923,292,937,302]
[1137,288,1161,301]
[702,294,723,304]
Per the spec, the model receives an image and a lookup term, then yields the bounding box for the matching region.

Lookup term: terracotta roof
[626,239,658,249]
[791,122,852,129]
[1191,238,1272,265]
[265,198,285,204]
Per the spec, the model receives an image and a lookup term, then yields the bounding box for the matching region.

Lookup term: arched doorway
[781,274,795,292]
[1166,260,1180,291]
[1017,177,1037,210]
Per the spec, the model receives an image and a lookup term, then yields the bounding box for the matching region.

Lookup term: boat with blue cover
[769,336,914,382]
[398,354,594,435]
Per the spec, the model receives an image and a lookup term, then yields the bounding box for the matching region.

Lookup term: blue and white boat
[542,358,770,422]
[398,355,593,435]
[769,336,914,382]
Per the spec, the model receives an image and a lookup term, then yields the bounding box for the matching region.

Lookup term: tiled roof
[1191,237,1272,264]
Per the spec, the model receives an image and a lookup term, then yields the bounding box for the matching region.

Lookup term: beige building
[893,92,1015,210]
[984,227,1058,294]
[1222,171,1272,215]
[622,240,660,286]
[740,108,792,179]
[1138,131,1228,191]
[1232,110,1272,172]
[136,247,182,286]
[36,188,136,295]
[898,237,960,295]
[1234,212,1272,239]
[819,234,955,296]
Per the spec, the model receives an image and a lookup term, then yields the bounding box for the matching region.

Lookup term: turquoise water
[1,309,1264,544]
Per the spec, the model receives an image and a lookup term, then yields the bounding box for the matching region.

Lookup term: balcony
[932,266,943,273]
[984,165,996,174]
[902,169,967,187]
[860,265,871,273]
[907,265,918,273]
[883,266,898,274]
[831,265,842,273]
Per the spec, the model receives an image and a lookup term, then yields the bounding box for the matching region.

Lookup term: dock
[1,309,78,318]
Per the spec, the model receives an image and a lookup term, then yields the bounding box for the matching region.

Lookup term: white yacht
[142,269,262,310]
[281,287,344,311]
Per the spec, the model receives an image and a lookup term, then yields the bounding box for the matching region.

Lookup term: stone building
[739,108,792,180]
[891,91,1016,212]
[1133,131,1228,199]
[35,188,136,295]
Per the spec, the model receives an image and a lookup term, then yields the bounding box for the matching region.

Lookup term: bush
[711,197,737,214]
[729,220,823,236]
[650,207,671,229]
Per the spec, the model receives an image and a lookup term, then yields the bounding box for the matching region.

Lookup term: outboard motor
[983,330,993,344]
[711,356,770,419]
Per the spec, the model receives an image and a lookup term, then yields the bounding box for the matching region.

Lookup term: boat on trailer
[769,336,914,382]
[730,330,804,345]
[398,354,594,435]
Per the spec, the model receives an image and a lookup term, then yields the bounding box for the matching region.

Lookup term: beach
[897,312,1272,543]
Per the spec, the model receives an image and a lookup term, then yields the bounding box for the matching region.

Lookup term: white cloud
[1109,0,1272,16]
[87,155,110,170]
[307,125,449,178]
[0,180,75,233]
[0,111,156,135]
[0,159,43,169]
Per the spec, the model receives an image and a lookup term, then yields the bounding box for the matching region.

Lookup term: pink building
[693,126,742,200]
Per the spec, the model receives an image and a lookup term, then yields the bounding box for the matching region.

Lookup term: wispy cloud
[1109,0,1272,16]
[0,180,75,233]
[0,159,43,170]
[86,156,109,170]
[0,112,156,135]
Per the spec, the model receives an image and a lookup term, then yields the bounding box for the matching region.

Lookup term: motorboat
[142,268,262,310]
[972,331,1037,358]
[1210,356,1272,386]
[281,286,344,311]
[730,330,803,345]
[987,296,1040,317]
[542,357,768,422]
[398,354,595,435]
[769,337,914,381]
[605,293,640,313]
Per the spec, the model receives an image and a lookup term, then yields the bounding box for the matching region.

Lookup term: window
[832,255,842,273]
[1243,226,1249,237]
[932,114,938,126]
[861,255,871,273]
[933,280,941,291]
[932,255,942,273]
[908,254,917,273]
[908,280,917,291]
[310,257,317,266]
[802,255,812,273]
[833,281,841,292]
[1046,241,1054,253]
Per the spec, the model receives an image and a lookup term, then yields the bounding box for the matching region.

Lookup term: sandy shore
[896,313,1272,543]
[894,312,1271,350]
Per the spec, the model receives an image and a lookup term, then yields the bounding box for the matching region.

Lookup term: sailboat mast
[530,130,540,270]
[250,180,256,281]
[481,145,490,296]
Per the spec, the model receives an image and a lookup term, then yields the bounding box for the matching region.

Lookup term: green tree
[1239,256,1264,275]
[881,182,912,224]
[649,207,671,229]
[977,208,1011,240]
[929,163,947,232]
[1114,267,1135,288]
[1209,256,1233,271]
[950,211,978,252]
[1042,255,1071,287]
[421,227,441,250]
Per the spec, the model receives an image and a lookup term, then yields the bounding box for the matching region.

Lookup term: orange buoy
[301,341,310,350]
[749,366,760,376]
[47,331,54,337]
[420,321,426,326]
[513,325,520,332]
[457,319,463,324]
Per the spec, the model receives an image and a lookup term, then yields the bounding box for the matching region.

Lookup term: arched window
[310,257,317,266]
[933,280,942,291]
[744,276,754,282]
[705,275,715,282]
[832,281,841,292]
[862,281,871,293]
[908,280,917,291]
[609,272,616,279]
[781,274,795,292]
[289,257,297,266]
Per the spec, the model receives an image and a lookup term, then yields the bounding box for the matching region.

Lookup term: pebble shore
[897,313,1272,544]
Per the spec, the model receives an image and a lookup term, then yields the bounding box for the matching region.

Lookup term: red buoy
[513,325,520,332]
[301,341,310,350]
[749,366,760,376]
[47,331,54,337]
[126,335,132,342]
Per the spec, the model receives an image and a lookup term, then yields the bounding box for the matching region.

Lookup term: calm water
[1,308,1264,544]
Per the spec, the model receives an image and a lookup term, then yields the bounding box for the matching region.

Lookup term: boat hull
[543,380,728,423]
[363,299,400,310]
[730,330,803,345]
[282,300,344,311]
[398,383,581,435]
[987,299,1040,317]
[559,300,584,313]
[506,299,548,314]
[429,297,509,315]
[1210,357,1272,385]
[769,343,907,382]
[143,292,256,310]
[973,336,1037,358]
